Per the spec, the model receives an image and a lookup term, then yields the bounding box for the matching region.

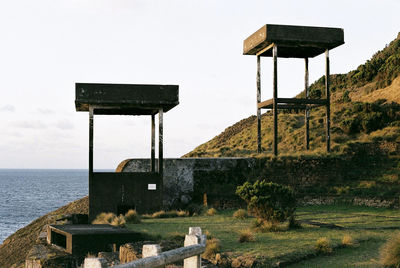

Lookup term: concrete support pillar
[272,45,278,156]
[304,58,310,150]
[151,114,155,172]
[325,49,331,152]
[256,55,262,153]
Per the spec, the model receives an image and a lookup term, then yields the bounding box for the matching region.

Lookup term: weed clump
[111,215,126,227]
[206,208,217,216]
[315,237,332,254]
[342,234,355,246]
[202,238,220,259]
[238,229,255,243]
[233,209,248,219]
[380,232,400,267]
[147,210,190,219]
[124,209,141,224]
[92,212,116,225]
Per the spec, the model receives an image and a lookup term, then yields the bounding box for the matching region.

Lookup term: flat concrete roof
[243,24,344,58]
[75,83,179,115]
[49,224,137,235]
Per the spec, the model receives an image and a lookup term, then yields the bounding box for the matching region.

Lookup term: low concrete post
[142,244,162,268]
[84,258,108,268]
[184,227,206,268]
[142,244,161,258]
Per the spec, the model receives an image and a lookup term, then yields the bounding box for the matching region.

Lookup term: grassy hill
[184,33,400,158]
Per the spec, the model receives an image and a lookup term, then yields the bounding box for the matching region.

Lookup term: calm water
[0,169,89,243]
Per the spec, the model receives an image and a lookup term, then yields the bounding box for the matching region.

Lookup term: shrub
[315,237,332,254]
[202,238,220,259]
[342,90,351,103]
[206,208,217,216]
[233,209,248,220]
[236,180,296,224]
[342,234,355,246]
[238,229,255,243]
[380,232,400,267]
[92,212,116,225]
[125,209,141,224]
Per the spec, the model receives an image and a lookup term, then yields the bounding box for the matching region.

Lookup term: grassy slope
[184,33,400,158]
[0,196,88,268]
[129,205,398,267]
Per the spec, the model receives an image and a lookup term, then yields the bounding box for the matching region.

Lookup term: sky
[0,0,399,169]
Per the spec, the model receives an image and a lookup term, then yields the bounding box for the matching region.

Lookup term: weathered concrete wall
[119,158,256,208]
[118,142,400,209]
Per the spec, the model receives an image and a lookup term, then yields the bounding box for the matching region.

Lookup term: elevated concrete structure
[243,24,344,155]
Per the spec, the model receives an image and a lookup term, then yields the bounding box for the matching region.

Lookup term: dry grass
[238,229,255,243]
[144,210,189,219]
[125,209,141,224]
[206,208,218,216]
[233,209,248,220]
[315,237,333,254]
[380,232,400,267]
[342,234,355,246]
[92,212,116,225]
[202,238,220,259]
[111,215,126,227]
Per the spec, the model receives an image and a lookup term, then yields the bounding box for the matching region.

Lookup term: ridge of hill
[184,33,400,158]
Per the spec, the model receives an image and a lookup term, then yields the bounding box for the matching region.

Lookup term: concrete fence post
[142,244,162,268]
[142,244,161,258]
[84,257,108,268]
[184,227,206,268]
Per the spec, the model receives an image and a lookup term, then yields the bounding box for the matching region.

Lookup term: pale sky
[0,0,399,169]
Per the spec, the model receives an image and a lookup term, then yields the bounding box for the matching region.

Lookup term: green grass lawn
[127,205,400,267]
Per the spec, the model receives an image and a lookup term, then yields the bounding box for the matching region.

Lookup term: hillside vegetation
[184,33,400,158]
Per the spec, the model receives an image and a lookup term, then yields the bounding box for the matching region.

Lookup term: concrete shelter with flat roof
[75,83,179,221]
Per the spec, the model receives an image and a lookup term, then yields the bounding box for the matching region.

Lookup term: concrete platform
[243,24,344,58]
[47,224,145,255]
[75,83,179,115]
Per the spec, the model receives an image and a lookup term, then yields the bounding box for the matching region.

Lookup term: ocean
[0,169,89,243]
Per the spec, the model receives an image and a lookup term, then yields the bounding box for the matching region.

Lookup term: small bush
[111,215,126,227]
[315,237,332,254]
[125,209,141,224]
[233,209,248,219]
[380,232,400,267]
[236,180,296,223]
[202,238,220,259]
[238,229,255,243]
[342,234,355,246]
[92,212,116,225]
[206,208,217,216]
